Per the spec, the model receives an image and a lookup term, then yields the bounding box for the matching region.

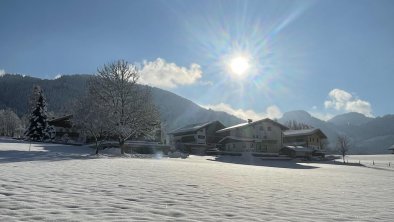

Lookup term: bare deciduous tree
[337,135,351,163]
[89,60,160,154]
[0,109,22,137]
[285,120,312,130]
[74,93,112,154]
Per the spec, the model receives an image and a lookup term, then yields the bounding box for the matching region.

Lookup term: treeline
[0,108,25,137]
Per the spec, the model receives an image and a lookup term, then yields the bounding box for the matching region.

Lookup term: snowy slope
[1,139,394,221]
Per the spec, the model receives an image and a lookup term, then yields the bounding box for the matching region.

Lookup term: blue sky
[1,0,394,120]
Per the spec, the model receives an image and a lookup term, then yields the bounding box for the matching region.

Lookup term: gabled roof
[216,118,288,134]
[48,114,73,123]
[283,128,327,139]
[169,121,223,135]
[48,114,73,128]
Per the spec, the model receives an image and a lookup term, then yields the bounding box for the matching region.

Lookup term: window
[263,135,267,139]
[197,135,205,139]
[267,126,272,131]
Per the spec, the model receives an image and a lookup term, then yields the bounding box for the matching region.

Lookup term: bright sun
[229,56,250,76]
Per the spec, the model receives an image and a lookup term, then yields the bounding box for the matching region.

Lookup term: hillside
[328,112,373,126]
[0,74,243,131]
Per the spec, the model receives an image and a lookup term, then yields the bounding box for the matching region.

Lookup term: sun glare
[229,56,250,76]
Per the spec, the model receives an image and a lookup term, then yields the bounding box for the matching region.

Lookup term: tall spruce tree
[25,88,48,141]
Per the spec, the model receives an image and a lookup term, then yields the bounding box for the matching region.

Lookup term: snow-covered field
[346,155,394,166]
[1,138,394,221]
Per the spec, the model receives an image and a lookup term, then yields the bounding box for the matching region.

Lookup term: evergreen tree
[25,88,49,141]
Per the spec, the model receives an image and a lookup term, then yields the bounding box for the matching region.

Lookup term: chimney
[248,119,253,124]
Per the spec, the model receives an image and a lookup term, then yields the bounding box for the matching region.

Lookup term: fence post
[373,160,374,165]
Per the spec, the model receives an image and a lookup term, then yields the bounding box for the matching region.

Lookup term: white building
[216,119,288,153]
[168,121,225,154]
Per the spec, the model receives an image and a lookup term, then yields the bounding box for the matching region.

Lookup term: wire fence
[341,158,393,169]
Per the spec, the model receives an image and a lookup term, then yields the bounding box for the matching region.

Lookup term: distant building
[168,121,225,154]
[48,114,84,143]
[283,128,327,150]
[388,145,394,154]
[216,118,288,153]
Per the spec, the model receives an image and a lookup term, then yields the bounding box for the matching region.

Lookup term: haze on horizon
[1,0,394,120]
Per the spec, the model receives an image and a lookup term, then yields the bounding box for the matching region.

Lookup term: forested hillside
[0,74,243,131]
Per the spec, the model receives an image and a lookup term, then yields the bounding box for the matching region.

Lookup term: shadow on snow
[209,155,320,169]
[0,138,94,164]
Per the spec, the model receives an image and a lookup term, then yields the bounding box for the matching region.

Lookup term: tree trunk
[119,139,125,155]
[95,138,99,155]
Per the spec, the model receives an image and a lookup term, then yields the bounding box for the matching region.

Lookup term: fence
[341,158,393,169]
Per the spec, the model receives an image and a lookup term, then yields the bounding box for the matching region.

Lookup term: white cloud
[198,80,213,86]
[139,58,202,89]
[0,69,5,76]
[324,88,373,117]
[203,103,283,121]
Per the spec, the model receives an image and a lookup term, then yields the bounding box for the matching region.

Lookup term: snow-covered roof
[218,136,255,143]
[283,128,327,139]
[282,146,315,152]
[169,121,222,135]
[48,114,73,128]
[216,118,288,134]
[48,114,73,123]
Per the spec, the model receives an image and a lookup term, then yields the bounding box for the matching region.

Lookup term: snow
[1,138,394,221]
[344,154,394,169]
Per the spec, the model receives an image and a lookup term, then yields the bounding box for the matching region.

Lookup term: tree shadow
[0,139,94,164]
[0,137,27,144]
[209,155,319,169]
